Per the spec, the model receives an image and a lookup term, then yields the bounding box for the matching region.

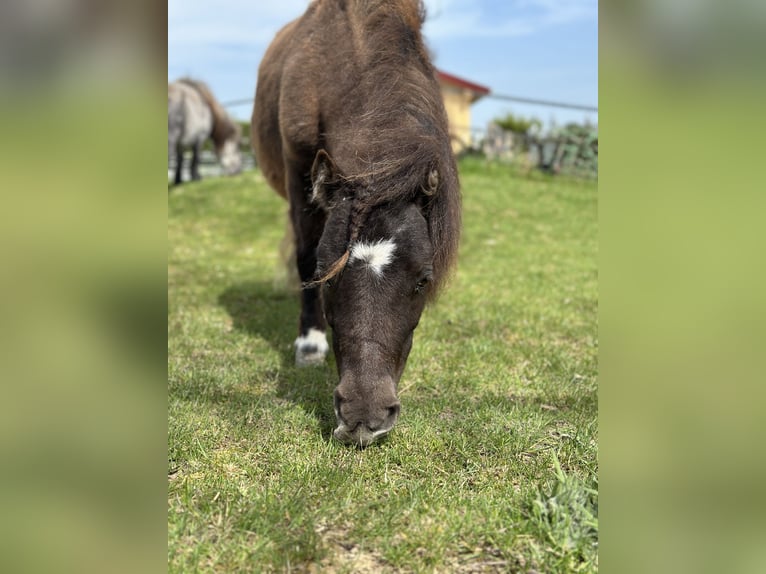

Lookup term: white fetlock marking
[294,328,329,367]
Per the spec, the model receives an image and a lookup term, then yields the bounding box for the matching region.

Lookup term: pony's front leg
[288,173,329,367]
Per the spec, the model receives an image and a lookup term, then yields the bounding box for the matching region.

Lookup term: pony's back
[178,78,240,148]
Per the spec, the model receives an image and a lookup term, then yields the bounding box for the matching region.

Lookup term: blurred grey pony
[168,78,242,185]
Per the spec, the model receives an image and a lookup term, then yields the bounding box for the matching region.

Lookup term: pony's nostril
[363,405,400,433]
[387,404,401,419]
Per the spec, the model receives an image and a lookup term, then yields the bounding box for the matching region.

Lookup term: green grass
[168,157,598,572]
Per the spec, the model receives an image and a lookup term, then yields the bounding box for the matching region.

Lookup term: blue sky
[168,0,597,130]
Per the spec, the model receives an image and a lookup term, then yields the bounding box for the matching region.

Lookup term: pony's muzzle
[333,399,401,448]
[332,421,395,448]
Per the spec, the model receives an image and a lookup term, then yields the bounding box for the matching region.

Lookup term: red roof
[436,70,491,100]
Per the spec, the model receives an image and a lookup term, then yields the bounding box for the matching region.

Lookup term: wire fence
[219,92,598,113]
[170,93,597,181]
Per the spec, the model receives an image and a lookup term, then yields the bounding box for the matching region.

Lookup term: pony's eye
[414,271,432,294]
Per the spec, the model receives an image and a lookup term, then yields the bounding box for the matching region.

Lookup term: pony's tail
[273,211,300,292]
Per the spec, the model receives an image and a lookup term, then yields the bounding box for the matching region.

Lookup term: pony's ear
[311,150,340,208]
[423,168,439,196]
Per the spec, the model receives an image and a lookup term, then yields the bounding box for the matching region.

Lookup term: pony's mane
[178,78,240,148]
[340,0,448,197]
[306,0,460,298]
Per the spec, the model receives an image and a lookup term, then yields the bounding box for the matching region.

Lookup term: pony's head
[309,150,456,447]
[217,123,242,176]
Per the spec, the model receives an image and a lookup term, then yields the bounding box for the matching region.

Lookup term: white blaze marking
[349,239,397,276]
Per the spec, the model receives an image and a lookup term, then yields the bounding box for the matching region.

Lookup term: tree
[494,112,542,136]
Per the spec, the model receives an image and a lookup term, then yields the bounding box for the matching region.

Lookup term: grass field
[168,157,598,572]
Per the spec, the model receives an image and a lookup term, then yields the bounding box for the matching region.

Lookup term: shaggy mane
[306,0,461,296]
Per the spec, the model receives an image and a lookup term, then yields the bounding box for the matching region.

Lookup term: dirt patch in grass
[312,525,390,573]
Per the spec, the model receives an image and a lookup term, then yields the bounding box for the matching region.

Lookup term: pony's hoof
[294,329,328,367]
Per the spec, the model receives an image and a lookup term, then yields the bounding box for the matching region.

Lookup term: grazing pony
[168,78,242,184]
[252,0,460,447]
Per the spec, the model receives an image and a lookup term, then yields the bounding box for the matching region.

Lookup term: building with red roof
[437,70,491,152]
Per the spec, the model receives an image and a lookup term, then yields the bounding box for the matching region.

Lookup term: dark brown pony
[252,0,460,447]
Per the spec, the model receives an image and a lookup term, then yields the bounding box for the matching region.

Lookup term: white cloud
[169,0,597,52]
[168,0,311,67]
[422,0,596,39]
[169,1,597,65]
[167,0,597,114]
